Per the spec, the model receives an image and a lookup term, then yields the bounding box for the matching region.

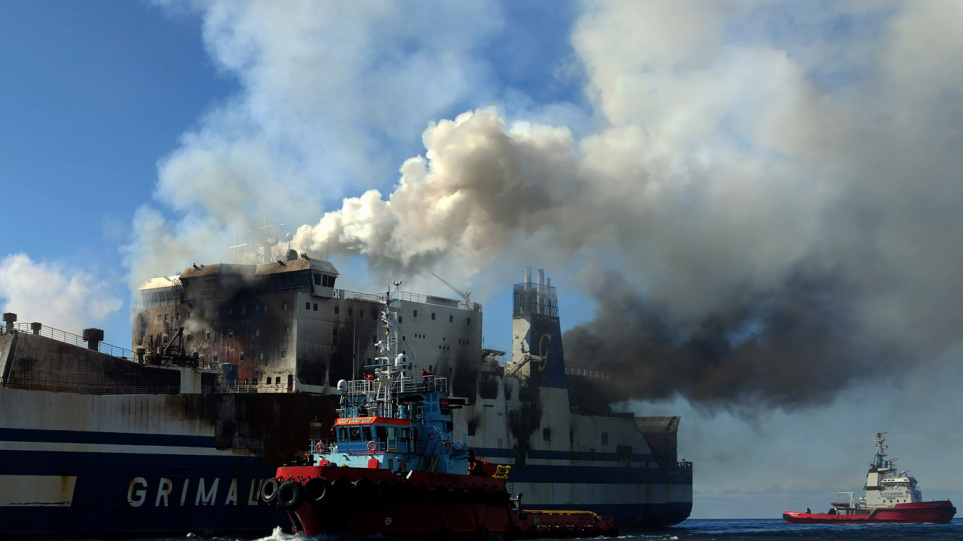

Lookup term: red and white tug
[783,432,955,524]
[256,285,618,539]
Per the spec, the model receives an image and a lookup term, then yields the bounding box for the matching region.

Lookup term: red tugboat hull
[273,465,523,539]
[783,500,956,524]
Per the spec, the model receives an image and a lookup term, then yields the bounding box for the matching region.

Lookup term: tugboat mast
[871,432,892,471]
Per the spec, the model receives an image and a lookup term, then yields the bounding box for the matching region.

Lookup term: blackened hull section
[0,388,339,538]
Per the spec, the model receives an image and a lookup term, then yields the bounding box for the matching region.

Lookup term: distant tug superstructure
[0,250,692,537]
[783,433,955,524]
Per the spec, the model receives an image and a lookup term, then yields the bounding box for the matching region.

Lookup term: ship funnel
[2,313,16,333]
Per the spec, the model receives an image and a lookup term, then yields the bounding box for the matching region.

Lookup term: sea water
[49,520,963,541]
[194,518,963,541]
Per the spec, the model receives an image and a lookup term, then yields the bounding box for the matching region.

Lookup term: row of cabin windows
[239,375,291,386]
[160,303,286,322]
[233,350,284,361]
[339,426,411,443]
[311,304,474,327]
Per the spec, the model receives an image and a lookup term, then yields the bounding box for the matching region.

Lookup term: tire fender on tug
[304,477,330,503]
[331,477,353,498]
[257,478,280,509]
[277,480,304,510]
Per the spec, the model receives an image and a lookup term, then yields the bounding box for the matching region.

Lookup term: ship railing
[309,438,340,455]
[338,289,474,311]
[342,375,448,397]
[513,283,559,317]
[3,322,134,359]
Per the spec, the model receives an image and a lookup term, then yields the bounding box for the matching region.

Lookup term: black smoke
[562,265,908,414]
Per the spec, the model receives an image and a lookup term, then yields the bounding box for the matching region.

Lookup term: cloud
[0,253,122,333]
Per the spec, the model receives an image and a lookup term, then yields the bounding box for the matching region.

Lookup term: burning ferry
[0,252,692,537]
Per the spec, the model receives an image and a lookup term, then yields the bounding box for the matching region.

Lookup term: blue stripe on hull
[471,446,692,486]
[0,428,214,448]
[505,463,692,485]
[475,446,659,463]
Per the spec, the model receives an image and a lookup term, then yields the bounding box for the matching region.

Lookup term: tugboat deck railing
[342,375,449,397]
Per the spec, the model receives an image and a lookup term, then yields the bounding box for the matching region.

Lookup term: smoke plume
[132,1,963,413]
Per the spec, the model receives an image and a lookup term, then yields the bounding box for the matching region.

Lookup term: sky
[2,0,963,520]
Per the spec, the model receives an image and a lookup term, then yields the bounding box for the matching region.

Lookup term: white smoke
[291,109,588,278]
[0,254,122,333]
[131,0,963,409]
[128,0,505,287]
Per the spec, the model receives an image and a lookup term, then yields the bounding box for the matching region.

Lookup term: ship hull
[0,388,288,537]
[783,501,956,524]
[275,465,522,540]
[0,387,690,537]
